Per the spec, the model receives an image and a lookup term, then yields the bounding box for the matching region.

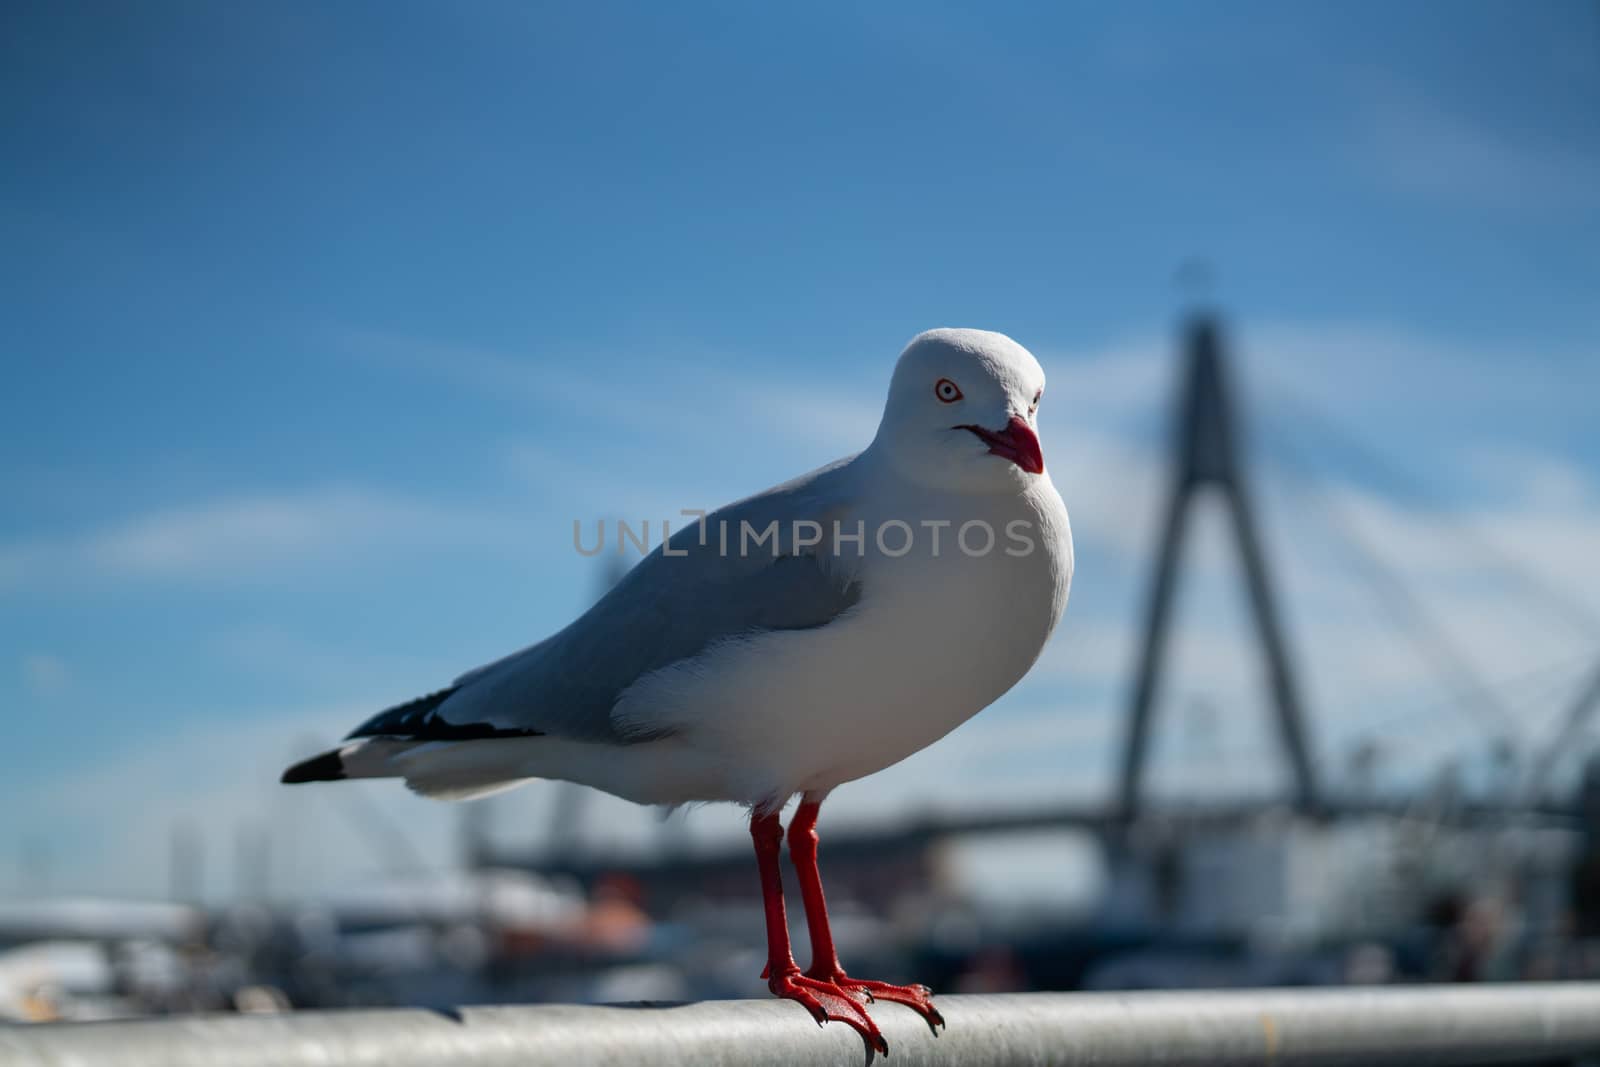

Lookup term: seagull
[283,328,1073,1053]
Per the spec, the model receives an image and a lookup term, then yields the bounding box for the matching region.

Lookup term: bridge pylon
[1117,310,1321,821]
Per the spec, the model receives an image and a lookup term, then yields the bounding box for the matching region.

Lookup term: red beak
[958,415,1045,475]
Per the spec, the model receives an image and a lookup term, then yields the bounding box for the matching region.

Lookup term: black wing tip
[343,684,546,742]
[281,749,347,784]
[345,685,461,741]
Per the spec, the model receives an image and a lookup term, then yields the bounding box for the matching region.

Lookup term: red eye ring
[934,378,963,403]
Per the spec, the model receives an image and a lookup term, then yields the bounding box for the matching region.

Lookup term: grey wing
[346,456,863,745]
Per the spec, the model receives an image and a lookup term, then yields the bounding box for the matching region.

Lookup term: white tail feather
[403,776,535,801]
[392,738,545,801]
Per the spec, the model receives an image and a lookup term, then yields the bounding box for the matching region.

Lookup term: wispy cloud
[31,701,460,900]
[0,486,539,589]
[1467,446,1597,512]
[21,653,71,697]
[1353,75,1600,215]
[211,623,461,697]
[345,325,885,456]
[335,328,561,402]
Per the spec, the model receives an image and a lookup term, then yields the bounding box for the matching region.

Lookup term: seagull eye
[1032,389,1042,410]
[934,378,963,403]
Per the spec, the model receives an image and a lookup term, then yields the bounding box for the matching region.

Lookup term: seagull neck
[858,435,938,491]
[861,436,1034,498]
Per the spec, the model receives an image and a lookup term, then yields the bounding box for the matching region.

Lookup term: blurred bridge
[479,791,1595,918]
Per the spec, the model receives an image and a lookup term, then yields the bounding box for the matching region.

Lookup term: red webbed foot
[769,966,889,1054]
[807,968,945,1034]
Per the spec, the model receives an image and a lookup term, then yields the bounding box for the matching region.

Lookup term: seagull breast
[614,472,1073,804]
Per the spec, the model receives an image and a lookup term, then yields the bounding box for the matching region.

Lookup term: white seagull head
[872,327,1049,492]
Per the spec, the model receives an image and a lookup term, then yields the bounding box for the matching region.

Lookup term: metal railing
[6,985,1600,1066]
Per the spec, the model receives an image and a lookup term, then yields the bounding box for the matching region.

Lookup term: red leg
[750,807,887,1054]
[788,793,945,1034]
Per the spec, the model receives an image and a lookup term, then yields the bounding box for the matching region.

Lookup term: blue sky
[3,1,1598,899]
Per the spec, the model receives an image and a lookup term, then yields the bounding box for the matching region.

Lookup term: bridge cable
[1252,376,1600,789]
[1254,380,1600,639]
[1255,413,1519,741]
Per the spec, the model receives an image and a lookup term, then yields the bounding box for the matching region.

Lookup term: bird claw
[769,968,889,1055]
[806,968,945,1034]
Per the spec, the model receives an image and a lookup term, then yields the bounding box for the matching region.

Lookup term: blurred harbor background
[3,0,1599,1024]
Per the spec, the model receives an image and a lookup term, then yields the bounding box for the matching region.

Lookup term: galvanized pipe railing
[6,985,1600,1066]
